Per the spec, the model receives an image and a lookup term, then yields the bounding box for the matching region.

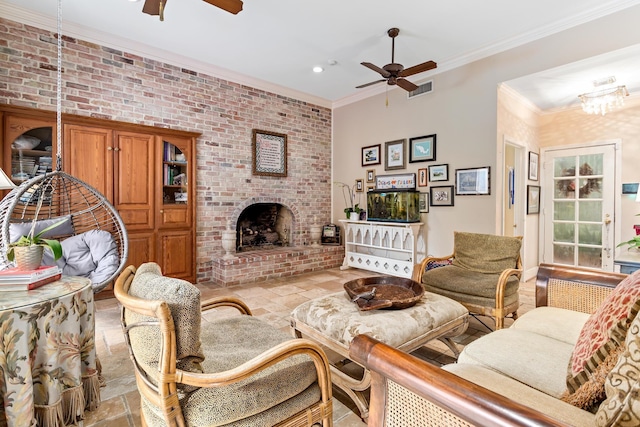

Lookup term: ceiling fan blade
[356,79,387,89]
[142,0,163,15]
[361,62,391,78]
[202,0,243,14]
[399,60,437,78]
[396,78,419,92]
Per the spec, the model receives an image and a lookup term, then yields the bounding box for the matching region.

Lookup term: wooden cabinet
[1,106,198,294]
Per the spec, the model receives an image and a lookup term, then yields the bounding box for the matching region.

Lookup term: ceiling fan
[143,0,243,21]
[357,28,437,92]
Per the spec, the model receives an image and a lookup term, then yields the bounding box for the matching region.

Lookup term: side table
[614,250,640,274]
[0,276,100,427]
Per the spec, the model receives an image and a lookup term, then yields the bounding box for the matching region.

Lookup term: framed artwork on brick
[252,129,287,177]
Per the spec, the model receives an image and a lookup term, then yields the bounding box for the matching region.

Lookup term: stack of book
[0,265,62,291]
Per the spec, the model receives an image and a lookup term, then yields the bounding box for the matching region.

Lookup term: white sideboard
[339,220,425,278]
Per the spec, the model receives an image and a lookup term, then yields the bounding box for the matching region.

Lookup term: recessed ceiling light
[313,66,324,73]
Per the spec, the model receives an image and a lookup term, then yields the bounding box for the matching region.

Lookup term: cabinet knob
[114,147,120,152]
[107,146,113,151]
[160,210,164,214]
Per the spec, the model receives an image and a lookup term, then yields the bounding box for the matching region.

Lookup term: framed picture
[375,173,416,190]
[429,164,448,182]
[252,129,287,177]
[455,166,491,195]
[430,185,455,206]
[527,185,541,214]
[355,179,364,192]
[367,185,375,192]
[385,139,406,171]
[528,151,539,181]
[366,169,375,183]
[362,144,381,167]
[419,192,429,213]
[409,134,436,163]
[418,168,428,187]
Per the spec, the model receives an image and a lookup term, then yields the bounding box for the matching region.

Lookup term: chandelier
[578,76,628,115]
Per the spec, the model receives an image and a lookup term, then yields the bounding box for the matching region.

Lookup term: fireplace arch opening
[236,203,293,252]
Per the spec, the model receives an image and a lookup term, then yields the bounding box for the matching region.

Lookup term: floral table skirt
[0,276,100,427]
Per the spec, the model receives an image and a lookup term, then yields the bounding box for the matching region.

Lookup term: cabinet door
[127,231,156,269]
[158,229,193,280]
[158,136,193,229]
[115,131,155,231]
[64,124,113,200]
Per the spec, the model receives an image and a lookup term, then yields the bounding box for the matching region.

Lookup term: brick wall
[0,17,340,285]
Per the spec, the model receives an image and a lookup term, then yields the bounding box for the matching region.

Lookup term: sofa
[349,263,640,427]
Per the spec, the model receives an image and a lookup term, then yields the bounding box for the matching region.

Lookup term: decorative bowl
[12,135,41,150]
[344,276,425,311]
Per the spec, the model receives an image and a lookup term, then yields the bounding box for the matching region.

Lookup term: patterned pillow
[595,305,640,426]
[570,270,640,379]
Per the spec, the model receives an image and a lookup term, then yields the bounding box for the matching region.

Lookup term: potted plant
[335,181,362,220]
[618,214,640,251]
[7,219,66,271]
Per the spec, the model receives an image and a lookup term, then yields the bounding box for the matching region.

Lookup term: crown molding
[0,3,333,109]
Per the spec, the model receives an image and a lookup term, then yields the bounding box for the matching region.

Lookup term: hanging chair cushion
[9,216,75,242]
[43,229,119,285]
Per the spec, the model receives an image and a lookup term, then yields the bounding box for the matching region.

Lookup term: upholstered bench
[290,289,468,419]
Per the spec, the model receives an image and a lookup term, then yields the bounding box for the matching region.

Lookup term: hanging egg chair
[0,171,129,293]
[0,0,128,293]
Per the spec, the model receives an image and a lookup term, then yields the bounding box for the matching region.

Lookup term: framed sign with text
[252,129,287,177]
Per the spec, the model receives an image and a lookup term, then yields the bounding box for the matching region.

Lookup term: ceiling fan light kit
[142,0,243,20]
[357,27,437,92]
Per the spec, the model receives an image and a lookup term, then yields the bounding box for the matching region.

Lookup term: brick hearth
[208,246,345,287]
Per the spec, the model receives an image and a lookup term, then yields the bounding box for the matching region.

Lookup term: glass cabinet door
[159,136,192,229]
[5,115,56,186]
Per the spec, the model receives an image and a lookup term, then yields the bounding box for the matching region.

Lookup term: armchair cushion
[421,264,520,301]
[127,262,204,365]
[452,231,522,274]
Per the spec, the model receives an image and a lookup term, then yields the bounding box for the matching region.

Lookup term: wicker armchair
[114,263,333,427]
[413,231,523,330]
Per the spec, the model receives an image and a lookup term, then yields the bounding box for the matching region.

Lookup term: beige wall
[333,5,640,261]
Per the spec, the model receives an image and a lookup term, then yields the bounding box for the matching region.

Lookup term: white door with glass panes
[542,144,616,271]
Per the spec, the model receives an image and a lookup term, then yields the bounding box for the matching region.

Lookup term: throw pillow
[452,231,522,274]
[595,305,640,426]
[569,270,640,379]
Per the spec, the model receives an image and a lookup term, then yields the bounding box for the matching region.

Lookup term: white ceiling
[2,0,640,109]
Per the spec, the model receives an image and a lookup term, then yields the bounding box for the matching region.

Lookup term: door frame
[502,136,526,238]
[539,139,622,270]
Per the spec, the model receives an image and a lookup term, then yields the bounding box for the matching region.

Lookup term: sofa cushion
[512,306,590,346]
[444,364,595,427]
[452,231,522,274]
[570,270,640,379]
[457,328,574,397]
[595,304,640,427]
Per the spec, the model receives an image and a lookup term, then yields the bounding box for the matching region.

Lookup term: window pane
[579,201,601,222]
[578,155,603,176]
[555,179,575,199]
[554,223,575,243]
[554,156,576,178]
[554,244,574,265]
[578,224,601,245]
[578,246,602,268]
[554,202,575,221]
[578,178,602,199]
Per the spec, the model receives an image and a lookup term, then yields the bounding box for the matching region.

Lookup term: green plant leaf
[42,238,63,261]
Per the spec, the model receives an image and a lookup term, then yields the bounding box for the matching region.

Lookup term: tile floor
[86,267,536,426]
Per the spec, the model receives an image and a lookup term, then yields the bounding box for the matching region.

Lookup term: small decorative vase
[349,212,360,221]
[310,216,321,247]
[221,220,238,260]
[13,246,44,270]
